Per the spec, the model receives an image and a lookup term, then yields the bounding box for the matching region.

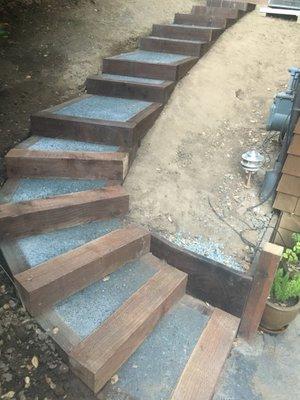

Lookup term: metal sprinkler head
[241,150,264,188]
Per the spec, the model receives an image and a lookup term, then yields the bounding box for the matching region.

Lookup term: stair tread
[146,36,206,44]
[51,95,153,122]
[171,308,240,400]
[100,295,211,400]
[108,50,193,64]
[12,218,123,268]
[15,225,149,315]
[100,73,167,85]
[56,252,159,339]
[0,178,107,204]
[26,136,119,153]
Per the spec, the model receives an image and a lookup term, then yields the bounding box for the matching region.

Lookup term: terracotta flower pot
[260,298,300,332]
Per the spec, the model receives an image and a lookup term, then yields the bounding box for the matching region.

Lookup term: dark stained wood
[174,13,229,28]
[192,5,243,19]
[152,24,223,42]
[30,96,163,147]
[0,186,129,238]
[102,56,198,81]
[86,75,175,104]
[206,0,256,11]
[171,308,240,400]
[140,36,207,58]
[15,226,151,315]
[239,243,283,341]
[150,234,252,317]
[5,148,129,181]
[70,253,187,393]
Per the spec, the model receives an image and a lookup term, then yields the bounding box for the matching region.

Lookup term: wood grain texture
[171,308,240,400]
[5,148,129,180]
[151,234,252,317]
[0,186,129,238]
[70,253,187,393]
[238,243,283,341]
[279,211,300,232]
[288,134,300,156]
[15,226,151,315]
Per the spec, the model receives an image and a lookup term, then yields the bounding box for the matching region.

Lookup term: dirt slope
[125,10,300,269]
[0,0,202,182]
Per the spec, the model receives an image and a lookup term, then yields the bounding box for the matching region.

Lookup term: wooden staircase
[0,2,255,398]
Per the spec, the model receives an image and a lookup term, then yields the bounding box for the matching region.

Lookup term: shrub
[271,268,300,303]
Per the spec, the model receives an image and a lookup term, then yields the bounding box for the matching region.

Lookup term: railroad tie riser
[0,187,129,238]
[69,259,188,393]
[5,149,129,181]
[15,227,151,315]
[86,76,175,104]
[102,58,197,81]
[140,37,205,58]
[174,13,229,28]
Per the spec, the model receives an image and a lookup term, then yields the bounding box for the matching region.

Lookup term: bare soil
[125,10,300,270]
[0,0,201,183]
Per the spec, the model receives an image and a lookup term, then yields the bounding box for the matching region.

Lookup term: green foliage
[292,232,300,245]
[282,248,298,264]
[271,268,300,303]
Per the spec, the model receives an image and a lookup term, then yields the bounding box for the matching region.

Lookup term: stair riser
[192,5,243,19]
[6,156,127,181]
[30,114,134,147]
[0,192,129,239]
[152,25,222,42]
[140,37,205,58]
[70,269,188,393]
[174,13,229,29]
[103,58,197,81]
[15,230,151,316]
[206,0,256,12]
[86,77,175,104]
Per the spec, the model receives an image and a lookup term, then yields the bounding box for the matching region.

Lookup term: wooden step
[14,226,151,315]
[0,186,128,238]
[171,308,240,399]
[5,148,129,181]
[152,24,223,42]
[206,0,256,12]
[69,254,187,393]
[86,74,175,104]
[103,50,198,81]
[192,5,243,19]
[140,36,209,58]
[174,13,231,29]
[31,95,163,147]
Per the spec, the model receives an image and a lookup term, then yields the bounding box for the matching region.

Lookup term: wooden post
[238,242,283,341]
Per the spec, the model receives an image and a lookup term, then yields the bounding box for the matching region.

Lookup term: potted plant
[260,232,300,333]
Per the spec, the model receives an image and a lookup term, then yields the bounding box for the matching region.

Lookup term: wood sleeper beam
[14,226,151,315]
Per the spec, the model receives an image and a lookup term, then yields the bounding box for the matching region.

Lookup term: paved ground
[214,316,300,400]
